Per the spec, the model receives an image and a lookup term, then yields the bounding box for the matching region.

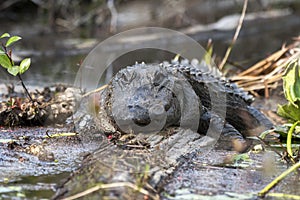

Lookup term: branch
[219,0,248,70]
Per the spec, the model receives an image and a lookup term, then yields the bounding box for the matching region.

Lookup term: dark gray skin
[97,60,273,141]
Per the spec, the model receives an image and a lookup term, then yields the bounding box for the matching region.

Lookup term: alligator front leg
[198,108,249,151]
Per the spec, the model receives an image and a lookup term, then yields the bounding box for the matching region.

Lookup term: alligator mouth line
[132,117,151,126]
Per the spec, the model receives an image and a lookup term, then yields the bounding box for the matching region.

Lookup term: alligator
[53,59,275,199]
[95,59,273,145]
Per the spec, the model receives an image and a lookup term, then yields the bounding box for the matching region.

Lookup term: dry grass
[230,37,300,98]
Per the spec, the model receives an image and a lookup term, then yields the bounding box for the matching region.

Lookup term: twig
[258,161,300,197]
[237,47,288,76]
[107,0,118,33]
[265,193,300,199]
[61,182,159,200]
[256,136,283,160]
[2,44,34,102]
[17,74,34,102]
[219,0,248,70]
[82,84,108,98]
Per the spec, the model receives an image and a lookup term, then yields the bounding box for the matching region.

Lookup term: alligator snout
[128,103,166,126]
[128,104,151,126]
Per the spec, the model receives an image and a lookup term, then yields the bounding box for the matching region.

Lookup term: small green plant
[277,59,300,121]
[277,58,300,159]
[0,33,33,101]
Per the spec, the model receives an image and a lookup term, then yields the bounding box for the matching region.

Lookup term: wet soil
[52,127,300,200]
[161,149,300,200]
[0,125,103,199]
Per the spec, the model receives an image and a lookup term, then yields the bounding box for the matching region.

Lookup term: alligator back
[161,60,273,136]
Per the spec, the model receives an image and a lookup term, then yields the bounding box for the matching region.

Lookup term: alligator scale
[96,59,273,143]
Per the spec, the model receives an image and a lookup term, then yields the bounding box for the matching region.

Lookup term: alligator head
[105,63,183,134]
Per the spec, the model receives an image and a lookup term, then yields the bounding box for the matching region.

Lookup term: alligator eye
[128,105,133,109]
[117,69,136,85]
[164,103,171,111]
[153,71,166,86]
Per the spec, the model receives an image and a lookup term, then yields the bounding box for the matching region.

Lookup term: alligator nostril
[128,104,151,126]
[128,104,143,111]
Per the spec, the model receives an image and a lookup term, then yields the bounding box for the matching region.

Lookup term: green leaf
[19,58,31,74]
[277,102,300,121]
[0,54,12,69]
[232,153,250,163]
[7,65,20,76]
[5,36,21,47]
[282,60,300,107]
[0,33,10,39]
